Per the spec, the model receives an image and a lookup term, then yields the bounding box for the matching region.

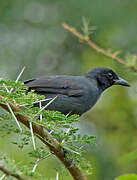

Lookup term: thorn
[32,153,52,172]
[49,130,54,134]
[39,101,42,121]
[33,95,58,118]
[3,84,10,93]
[63,146,80,155]
[19,98,52,107]
[66,111,72,117]
[9,66,26,94]
[62,128,70,143]
[56,172,59,180]
[29,122,36,150]
[15,66,26,83]
[7,103,22,132]
[32,159,40,172]
[0,174,6,180]
[3,84,22,132]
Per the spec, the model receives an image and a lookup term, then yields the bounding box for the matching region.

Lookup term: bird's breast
[81,85,101,112]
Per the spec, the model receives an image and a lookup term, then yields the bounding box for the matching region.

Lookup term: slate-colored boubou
[24,67,130,116]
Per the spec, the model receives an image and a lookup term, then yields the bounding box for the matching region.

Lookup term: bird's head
[85,67,130,91]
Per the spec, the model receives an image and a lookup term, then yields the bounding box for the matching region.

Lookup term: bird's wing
[24,76,84,97]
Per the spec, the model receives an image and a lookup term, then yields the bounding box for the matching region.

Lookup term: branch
[0,96,87,180]
[0,165,27,180]
[62,23,137,72]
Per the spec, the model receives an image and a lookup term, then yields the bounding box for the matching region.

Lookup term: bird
[24,67,130,116]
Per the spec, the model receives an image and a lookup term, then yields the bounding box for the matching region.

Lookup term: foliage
[0,1,137,179]
[0,80,95,179]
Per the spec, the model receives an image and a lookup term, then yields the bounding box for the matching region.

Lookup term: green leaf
[0,79,95,176]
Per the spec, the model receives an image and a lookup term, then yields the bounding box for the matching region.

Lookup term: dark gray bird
[24,67,130,116]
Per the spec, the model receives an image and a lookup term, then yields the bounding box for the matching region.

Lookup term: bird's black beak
[113,77,130,87]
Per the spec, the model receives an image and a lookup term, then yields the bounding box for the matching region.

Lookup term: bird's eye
[107,73,113,79]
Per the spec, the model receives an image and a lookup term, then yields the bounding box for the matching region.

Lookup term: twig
[0,165,27,180]
[62,23,137,72]
[0,96,87,180]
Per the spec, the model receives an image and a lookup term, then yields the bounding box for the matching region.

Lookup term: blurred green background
[0,0,137,179]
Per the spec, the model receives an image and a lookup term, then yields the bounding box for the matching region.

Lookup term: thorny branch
[0,95,87,180]
[62,23,137,72]
[0,165,27,180]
